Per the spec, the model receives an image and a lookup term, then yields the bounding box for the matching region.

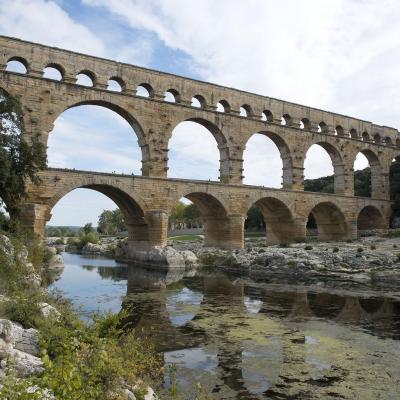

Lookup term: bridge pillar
[126,210,168,248]
[146,210,169,247]
[204,214,245,249]
[19,203,50,238]
[373,160,391,200]
[266,217,307,245]
[220,145,244,184]
[334,163,354,196]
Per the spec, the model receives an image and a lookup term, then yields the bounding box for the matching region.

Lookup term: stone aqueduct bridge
[1,36,399,250]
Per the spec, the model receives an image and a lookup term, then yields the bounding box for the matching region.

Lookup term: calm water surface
[52,252,400,399]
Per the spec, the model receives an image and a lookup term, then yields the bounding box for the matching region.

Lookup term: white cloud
[0,0,105,56]
[83,0,400,182]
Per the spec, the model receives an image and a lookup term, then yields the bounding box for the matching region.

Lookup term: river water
[52,252,400,399]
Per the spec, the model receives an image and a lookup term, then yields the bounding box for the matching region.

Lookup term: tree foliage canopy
[0,89,47,216]
[97,209,126,235]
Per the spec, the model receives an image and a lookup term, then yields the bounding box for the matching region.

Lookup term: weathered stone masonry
[0,36,398,251]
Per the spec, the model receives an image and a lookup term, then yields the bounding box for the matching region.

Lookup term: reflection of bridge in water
[97,265,400,396]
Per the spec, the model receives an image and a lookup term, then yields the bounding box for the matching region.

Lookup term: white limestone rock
[39,302,61,320]
[181,250,198,268]
[0,319,43,377]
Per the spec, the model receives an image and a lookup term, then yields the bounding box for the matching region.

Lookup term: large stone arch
[247,196,298,245]
[42,97,151,174]
[307,201,350,241]
[47,183,150,244]
[305,141,345,195]
[167,117,230,183]
[170,191,234,248]
[357,205,386,231]
[244,131,294,189]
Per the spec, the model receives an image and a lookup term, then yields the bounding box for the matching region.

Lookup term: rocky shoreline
[56,233,400,291]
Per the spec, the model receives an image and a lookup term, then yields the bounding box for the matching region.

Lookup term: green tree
[82,222,95,234]
[169,202,186,229]
[97,209,126,235]
[183,203,202,228]
[0,89,47,217]
[245,205,265,231]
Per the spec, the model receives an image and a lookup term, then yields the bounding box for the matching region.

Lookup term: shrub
[357,247,364,253]
[38,309,163,400]
[77,231,99,249]
[332,247,339,253]
[304,245,313,251]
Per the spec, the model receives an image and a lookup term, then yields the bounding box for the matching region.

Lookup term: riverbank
[0,233,161,399]
[68,232,400,290]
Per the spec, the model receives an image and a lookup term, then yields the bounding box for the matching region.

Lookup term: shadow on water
[52,252,400,399]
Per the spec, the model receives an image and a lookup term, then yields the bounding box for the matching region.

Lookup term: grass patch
[168,234,202,241]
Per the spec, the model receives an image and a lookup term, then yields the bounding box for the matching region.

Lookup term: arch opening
[318,122,328,133]
[107,78,123,92]
[335,125,344,136]
[243,132,285,187]
[43,65,63,81]
[47,186,147,245]
[165,89,180,103]
[217,100,230,113]
[385,137,393,146]
[307,202,349,241]
[281,114,291,126]
[261,110,273,122]
[5,58,28,74]
[362,131,370,142]
[240,104,252,118]
[246,197,296,245]
[357,206,385,231]
[354,150,381,198]
[76,71,95,87]
[373,133,381,144]
[168,119,226,181]
[349,128,358,139]
[300,118,310,130]
[304,143,343,194]
[136,83,154,98]
[191,94,206,108]
[169,193,229,248]
[47,104,142,175]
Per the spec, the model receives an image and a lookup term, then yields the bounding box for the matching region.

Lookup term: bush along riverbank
[0,230,163,400]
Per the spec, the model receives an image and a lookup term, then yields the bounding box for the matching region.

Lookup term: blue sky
[1,0,399,226]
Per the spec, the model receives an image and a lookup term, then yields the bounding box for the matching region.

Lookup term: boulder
[39,302,61,320]
[0,319,43,377]
[116,243,186,269]
[81,242,115,257]
[0,319,40,357]
[181,250,198,268]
